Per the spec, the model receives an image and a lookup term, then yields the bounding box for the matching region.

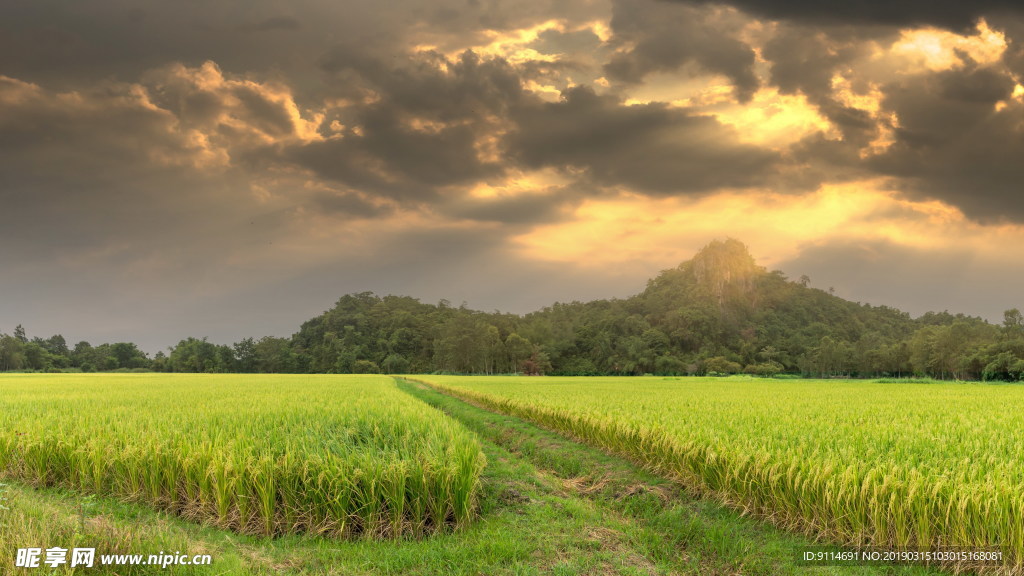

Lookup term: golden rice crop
[0,374,485,539]
[420,375,1024,572]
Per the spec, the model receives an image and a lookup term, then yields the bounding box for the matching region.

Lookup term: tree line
[6,239,1024,381]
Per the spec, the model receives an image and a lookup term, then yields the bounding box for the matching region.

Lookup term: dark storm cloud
[281,138,439,201]
[0,0,601,95]
[737,12,1024,223]
[506,86,779,193]
[669,0,1024,31]
[317,48,526,121]
[603,0,760,102]
[762,23,894,146]
[0,70,310,302]
[0,1,324,88]
[286,40,787,205]
[532,26,606,56]
[865,63,1024,222]
[285,44,785,203]
[1000,19,1024,75]
[280,50,527,201]
[0,76,198,199]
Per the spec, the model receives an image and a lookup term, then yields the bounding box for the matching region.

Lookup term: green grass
[0,374,485,539]
[416,375,1024,573]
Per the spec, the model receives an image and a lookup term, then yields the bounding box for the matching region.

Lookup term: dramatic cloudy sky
[4,0,1024,352]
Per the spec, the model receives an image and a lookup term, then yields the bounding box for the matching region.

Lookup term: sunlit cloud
[523,79,564,101]
[705,87,835,146]
[145,61,325,148]
[512,181,1024,274]
[621,73,737,107]
[890,20,1006,72]
[465,169,574,199]
[425,18,610,65]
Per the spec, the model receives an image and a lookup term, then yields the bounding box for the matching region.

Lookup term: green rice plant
[209,459,235,525]
[452,445,484,526]
[326,465,354,535]
[419,374,1024,572]
[252,456,276,536]
[121,446,145,497]
[276,451,303,532]
[404,458,428,536]
[425,462,453,531]
[0,373,485,540]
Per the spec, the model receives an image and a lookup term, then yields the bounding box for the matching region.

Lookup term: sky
[4,0,1024,353]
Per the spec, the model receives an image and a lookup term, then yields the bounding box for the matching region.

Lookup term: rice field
[0,374,485,539]
[418,375,1024,571]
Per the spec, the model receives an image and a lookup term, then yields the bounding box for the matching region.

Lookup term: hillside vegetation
[4,239,1024,380]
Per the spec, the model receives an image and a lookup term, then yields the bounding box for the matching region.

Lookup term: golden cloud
[890,20,1006,72]
[511,181,1024,272]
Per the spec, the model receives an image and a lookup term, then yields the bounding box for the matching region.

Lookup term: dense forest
[5,239,1024,380]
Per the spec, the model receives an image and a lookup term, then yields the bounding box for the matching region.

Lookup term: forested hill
[4,239,1024,379]
[268,238,1023,379]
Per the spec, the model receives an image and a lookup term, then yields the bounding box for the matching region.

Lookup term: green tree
[168,337,220,372]
[505,333,533,374]
[253,337,296,373]
[703,356,741,375]
[234,338,258,373]
[0,335,26,371]
[381,353,410,374]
